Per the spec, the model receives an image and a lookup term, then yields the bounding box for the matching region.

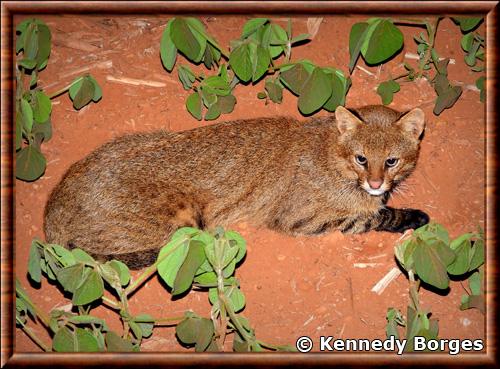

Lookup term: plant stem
[47,76,83,99]
[102,295,121,310]
[392,18,430,27]
[417,17,440,78]
[393,72,410,81]
[220,293,252,344]
[408,270,421,311]
[124,235,192,296]
[19,322,52,352]
[153,316,185,326]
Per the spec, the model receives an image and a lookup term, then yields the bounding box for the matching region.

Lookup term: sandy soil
[14,15,485,353]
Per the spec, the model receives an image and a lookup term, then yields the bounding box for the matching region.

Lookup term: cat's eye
[386,157,399,167]
[355,155,367,166]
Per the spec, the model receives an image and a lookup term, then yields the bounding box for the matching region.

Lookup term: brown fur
[44,105,429,269]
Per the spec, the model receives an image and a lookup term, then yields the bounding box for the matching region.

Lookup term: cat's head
[333,105,425,196]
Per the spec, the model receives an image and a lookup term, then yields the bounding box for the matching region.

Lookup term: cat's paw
[403,208,430,231]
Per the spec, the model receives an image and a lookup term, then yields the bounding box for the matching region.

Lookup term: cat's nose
[368,179,383,189]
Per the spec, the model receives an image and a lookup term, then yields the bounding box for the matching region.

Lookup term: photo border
[1,1,498,367]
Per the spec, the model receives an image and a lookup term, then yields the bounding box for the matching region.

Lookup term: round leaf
[16,145,46,181]
[72,269,104,305]
[186,92,202,120]
[348,22,369,72]
[171,18,206,63]
[298,67,333,115]
[32,91,52,123]
[361,19,403,65]
[160,20,177,72]
[229,43,253,83]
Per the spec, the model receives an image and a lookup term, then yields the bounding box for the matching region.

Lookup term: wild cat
[44,105,429,269]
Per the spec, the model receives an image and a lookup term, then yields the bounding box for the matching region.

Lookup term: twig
[19,322,51,352]
[353,262,382,268]
[356,65,375,76]
[405,52,455,64]
[106,75,166,88]
[59,60,113,79]
[371,267,402,295]
[306,18,323,39]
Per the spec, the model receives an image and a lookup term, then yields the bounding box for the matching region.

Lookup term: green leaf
[377,80,400,105]
[413,240,450,289]
[323,73,351,112]
[51,244,75,266]
[20,98,33,133]
[172,240,206,296]
[23,23,39,61]
[224,231,247,263]
[298,67,332,115]
[32,91,52,123]
[291,33,310,44]
[280,63,311,95]
[469,270,482,295]
[461,33,474,52]
[193,271,217,286]
[170,18,206,63]
[227,286,246,313]
[460,294,485,313]
[252,45,270,82]
[204,103,221,120]
[233,331,250,352]
[229,43,253,83]
[72,77,95,110]
[242,18,269,39]
[476,76,485,103]
[68,315,106,326]
[56,262,86,293]
[108,260,130,286]
[16,145,46,181]
[195,318,214,352]
[186,92,202,120]
[35,24,51,70]
[32,119,53,142]
[217,94,236,114]
[156,230,193,288]
[134,314,154,338]
[105,331,136,352]
[265,79,283,103]
[269,24,288,58]
[453,17,483,32]
[203,75,231,96]
[72,269,104,305]
[200,89,217,107]
[469,237,484,270]
[178,65,196,90]
[447,235,471,275]
[87,75,102,102]
[71,248,95,264]
[15,113,22,150]
[361,19,403,65]
[53,326,75,352]
[28,241,42,283]
[434,85,462,115]
[176,315,199,344]
[160,20,177,72]
[349,22,369,72]
[18,58,37,70]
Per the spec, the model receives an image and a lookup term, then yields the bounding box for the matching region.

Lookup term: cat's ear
[335,106,363,134]
[398,108,425,139]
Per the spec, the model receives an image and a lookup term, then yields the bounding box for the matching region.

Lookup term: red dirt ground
[14,15,485,353]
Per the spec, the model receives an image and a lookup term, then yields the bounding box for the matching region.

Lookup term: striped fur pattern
[44,105,429,269]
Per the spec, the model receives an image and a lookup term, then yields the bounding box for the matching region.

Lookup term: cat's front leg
[373,206,429,233]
